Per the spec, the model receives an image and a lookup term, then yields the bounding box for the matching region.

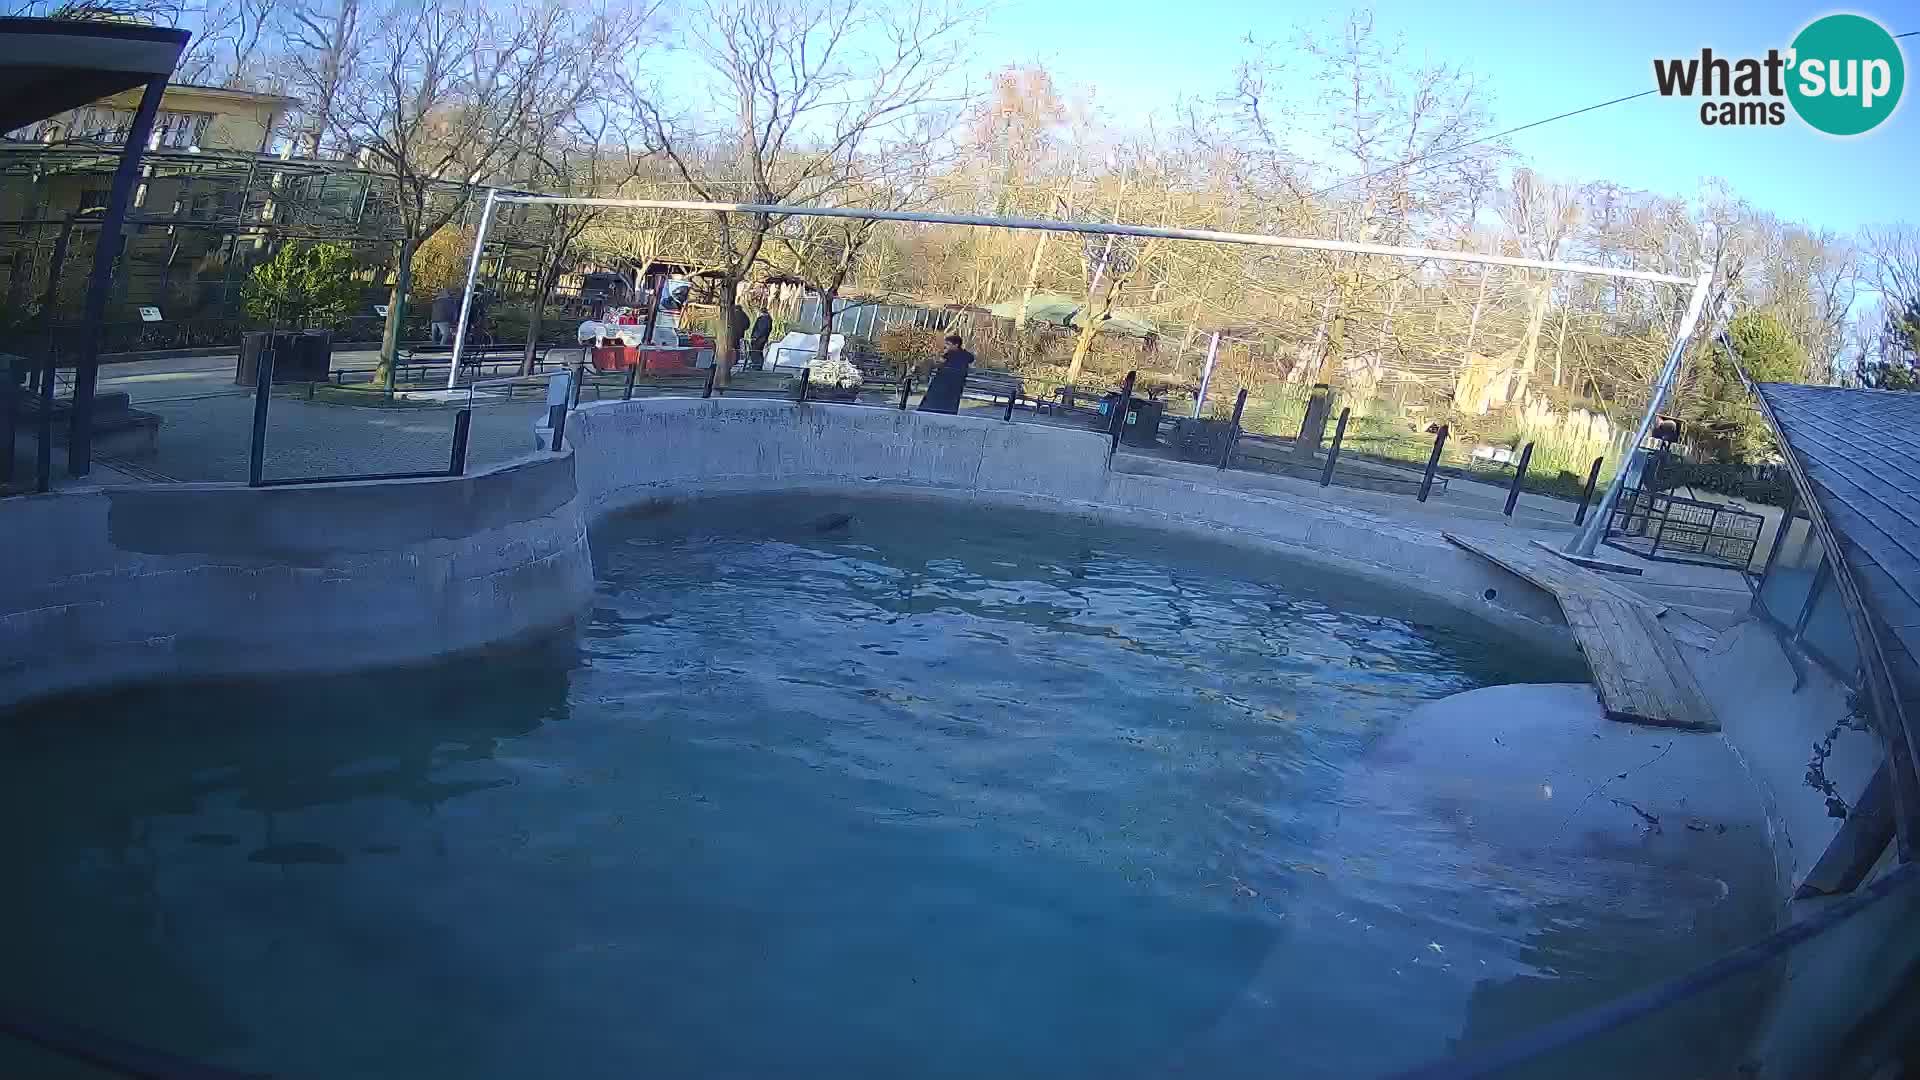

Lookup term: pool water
[0,495,1767,1078]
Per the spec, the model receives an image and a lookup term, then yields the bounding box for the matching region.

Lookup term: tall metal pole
[69,75,168,477]
[445,189,499,391]
[1192,331,1220,419]
[1568,267,1715,556]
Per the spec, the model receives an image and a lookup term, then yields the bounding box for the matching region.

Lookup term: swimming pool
[0,494,1773,1078]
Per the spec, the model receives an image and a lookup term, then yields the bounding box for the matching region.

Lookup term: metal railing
[244,348,472,487]
[1606,486,1765,570]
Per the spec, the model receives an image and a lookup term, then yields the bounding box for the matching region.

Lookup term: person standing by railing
[431,288,459,346]
[747,305,772,371]
[917,334,974,414]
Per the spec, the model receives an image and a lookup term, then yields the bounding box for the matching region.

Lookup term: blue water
[0,495,1766,1078]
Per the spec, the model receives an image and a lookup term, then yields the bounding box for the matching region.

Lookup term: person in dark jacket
[726,304,750,370]
[916,334,975,414]
[747,306,773,370]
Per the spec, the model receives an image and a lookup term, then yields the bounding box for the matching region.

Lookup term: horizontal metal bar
[494,194,1697,285]
[1391,861,1920,1080]
[468,375,555,391]
[254,469,452,487]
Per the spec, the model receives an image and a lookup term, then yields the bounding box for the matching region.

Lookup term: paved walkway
[92,352,548,483]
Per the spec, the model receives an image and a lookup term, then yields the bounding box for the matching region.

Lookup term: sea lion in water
[813,513,853,533]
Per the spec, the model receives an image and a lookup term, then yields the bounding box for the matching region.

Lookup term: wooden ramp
[1444,532,1719,732]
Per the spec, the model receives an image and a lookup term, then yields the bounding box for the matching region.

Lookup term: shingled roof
[1754,383,1920,719]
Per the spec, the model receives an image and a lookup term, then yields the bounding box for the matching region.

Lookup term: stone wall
[0,451,593,710]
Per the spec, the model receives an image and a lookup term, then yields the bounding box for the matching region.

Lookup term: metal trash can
[237,330,332,384]
[286,329,333,382]
[236,331,292,385]
[1122,396,1165,447]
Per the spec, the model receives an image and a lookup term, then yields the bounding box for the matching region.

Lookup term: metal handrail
[1391,860,1920,1079]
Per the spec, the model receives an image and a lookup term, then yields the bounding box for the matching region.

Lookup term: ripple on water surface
[0,494,1772,1079]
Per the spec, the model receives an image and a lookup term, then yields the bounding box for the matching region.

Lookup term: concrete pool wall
[0,449,592,710]
[567,397,1575,649]
[0,397,1589,711]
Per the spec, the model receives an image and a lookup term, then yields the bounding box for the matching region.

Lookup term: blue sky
[978,0,1915,234]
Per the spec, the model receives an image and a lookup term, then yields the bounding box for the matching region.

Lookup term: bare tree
[512,92,663,374]
[776,131,943,367]
[330,0,637,384]
[1497,168,1581,398]
[638,0,978,388]
[280,0,363,157]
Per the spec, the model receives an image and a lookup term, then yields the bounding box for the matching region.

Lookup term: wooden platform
[1445,533,1719,732]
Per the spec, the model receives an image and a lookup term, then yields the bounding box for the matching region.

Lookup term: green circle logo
[1787,13,1904,135]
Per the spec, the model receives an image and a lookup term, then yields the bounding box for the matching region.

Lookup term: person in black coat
[916,334,975,414]
[747,307,773,370]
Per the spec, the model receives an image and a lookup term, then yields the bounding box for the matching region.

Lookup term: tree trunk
[1313,272,1354,385]
[817,288,836,365]
[1510,279,1550,401]
[1066,276,1120,387]
[522,254,561,376]
[711,275,737,389]
[1461,268,1490,361]
[377,234,416,390]
[1014,231,1047,332]
[1552,307,1570,389]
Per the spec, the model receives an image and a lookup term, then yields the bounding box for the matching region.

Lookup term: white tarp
[767,332,845,370]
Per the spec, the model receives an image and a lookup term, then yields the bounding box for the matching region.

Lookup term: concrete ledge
[0,397,1576,710]
[570,398,1576,654]
[0,452,594,711]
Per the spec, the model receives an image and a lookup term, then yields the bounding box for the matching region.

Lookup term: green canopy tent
[987,292,1157,340]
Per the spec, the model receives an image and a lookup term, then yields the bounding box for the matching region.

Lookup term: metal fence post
[547,403,567,451]
[1504,441,1534,517]
[0,353,16,485]
[1574,456,1603,525]
[572,357,587,406]
[797,367,811,403]
[1003,390,1016,421]
[35,358,54,493]
[448,408,472,475]
[898,375,911,410]
[1217,388,1248,470]
[1418,424,1449,502]
[248,347,274,487]
[702,365,716,399]
[1320,406,1351,487]
[622,363,638,401]
[1108,370,1137,457]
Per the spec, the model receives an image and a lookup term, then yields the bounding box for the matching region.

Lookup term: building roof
[1755,383,1920,711]
[163,83,298,106]
[0,17,189,133]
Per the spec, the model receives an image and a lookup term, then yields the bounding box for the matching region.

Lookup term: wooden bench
[962,370,1024,406]
[1044,383,1113,419]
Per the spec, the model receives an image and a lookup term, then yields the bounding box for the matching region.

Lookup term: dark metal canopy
[0,18,189,134]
